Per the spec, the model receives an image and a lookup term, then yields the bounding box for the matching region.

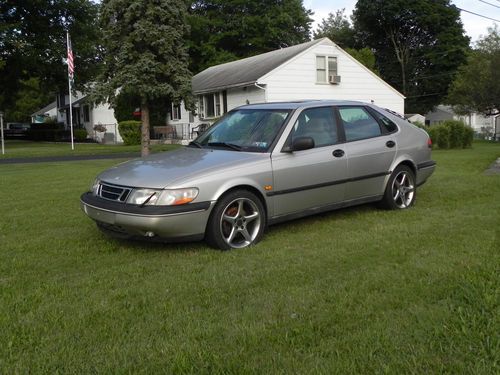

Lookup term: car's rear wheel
[380,165,416,209]
[206,190,266,250]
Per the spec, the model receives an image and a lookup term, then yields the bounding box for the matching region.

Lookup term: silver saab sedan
[81,100,435,250]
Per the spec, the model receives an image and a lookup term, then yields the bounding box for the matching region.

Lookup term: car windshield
[194,109,291,152]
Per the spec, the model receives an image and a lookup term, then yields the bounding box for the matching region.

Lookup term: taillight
[427,138,432,148]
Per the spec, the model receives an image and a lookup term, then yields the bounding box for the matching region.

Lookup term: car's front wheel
[206,189,266,250]
[380,165,416,209]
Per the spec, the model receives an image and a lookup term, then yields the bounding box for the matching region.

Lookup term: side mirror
[290,136,315,152]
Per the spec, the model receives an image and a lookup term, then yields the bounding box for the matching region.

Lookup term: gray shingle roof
[192,39,324,94]
[31,101,57,116]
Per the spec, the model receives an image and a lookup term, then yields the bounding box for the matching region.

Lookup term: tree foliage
[9,77,53,122]
[313,9,356,49]
[345,48,379,75]
[0,0,101,120]
[353,0,469,114]
[447,26,500,116]
[188,0,313,73]
[93,0,193,156]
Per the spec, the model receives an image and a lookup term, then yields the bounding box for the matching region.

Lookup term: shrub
[443,120,465,149]
[118,120,141,145]
[436,125,451,149]
[412,120,425,129]
[74,128,88,142]
[427,126,440,147]
[27,129,70,141]
[427,120,474,149]
[463,126,474,148]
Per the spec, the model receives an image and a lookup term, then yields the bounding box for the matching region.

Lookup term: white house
[31,101,57,123]
[405,113,426,125]
[168,37,405,136]
[425,105,500,139]
[55,92,123,143]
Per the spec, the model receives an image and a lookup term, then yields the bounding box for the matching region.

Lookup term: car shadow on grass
[263,202,381,236]
[94,203,381,253]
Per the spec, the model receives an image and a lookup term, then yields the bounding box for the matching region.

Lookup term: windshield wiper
[188,141,203,149]
[207,142,242,151]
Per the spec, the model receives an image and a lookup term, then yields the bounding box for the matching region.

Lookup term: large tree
[353,0,469,114]
[447,26,500,116]
[188,0,313,73]
[0,0,101,120]
[313,9,356,49]
[93,0,193,157]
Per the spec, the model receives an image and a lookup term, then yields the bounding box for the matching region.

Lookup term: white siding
[226,86,266,109]
[88,103,123,143]
[259,40,405,114]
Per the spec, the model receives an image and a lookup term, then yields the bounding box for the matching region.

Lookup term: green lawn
[0,140,181,159]
[0,142,498,373]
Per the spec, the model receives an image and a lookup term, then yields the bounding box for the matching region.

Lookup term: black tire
[380,165,416,210]
[206,189,266,250]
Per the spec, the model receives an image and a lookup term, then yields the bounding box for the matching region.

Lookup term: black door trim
[266,171,391,197]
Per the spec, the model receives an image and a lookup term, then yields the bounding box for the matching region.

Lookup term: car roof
[233,100,373,111]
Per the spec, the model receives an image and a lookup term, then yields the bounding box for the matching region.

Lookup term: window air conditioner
[329,75,341,84]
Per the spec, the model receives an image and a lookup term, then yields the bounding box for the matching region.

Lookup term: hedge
[427,120,473,149]
[118,120,141,145]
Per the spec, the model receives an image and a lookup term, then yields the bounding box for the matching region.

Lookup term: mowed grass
[0,140,180,159]
[0,142,498,373]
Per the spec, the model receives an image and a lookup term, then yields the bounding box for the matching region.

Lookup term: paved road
[0,153,140,165]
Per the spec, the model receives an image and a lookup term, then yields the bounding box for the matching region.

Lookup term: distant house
[53,92,122,143]
[404,114,425,125]
[425,105,499,139]
[168,37,405,137]
[31,101,57,123]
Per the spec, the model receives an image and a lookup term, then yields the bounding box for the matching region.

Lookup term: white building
[31,101,57,123]
[425,105,500,139]
[56,92,123,143]
[168,37,405,136]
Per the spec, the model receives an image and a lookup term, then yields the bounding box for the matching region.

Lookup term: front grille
[98,182,132,202]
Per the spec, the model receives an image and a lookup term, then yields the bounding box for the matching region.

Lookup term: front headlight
[127,188,199,206]
[157,188,199,206]
[91,179,100,195]
[127,188,160,205]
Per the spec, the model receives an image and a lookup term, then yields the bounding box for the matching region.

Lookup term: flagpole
[67,31,74,150]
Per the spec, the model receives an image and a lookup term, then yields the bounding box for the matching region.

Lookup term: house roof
[192,38,324,94]
[31,101,57,116]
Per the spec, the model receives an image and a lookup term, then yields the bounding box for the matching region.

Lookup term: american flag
[67,33,74,81]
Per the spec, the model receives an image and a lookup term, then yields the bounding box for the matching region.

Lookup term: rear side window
[371,110,399,133]
[338,107,381,141]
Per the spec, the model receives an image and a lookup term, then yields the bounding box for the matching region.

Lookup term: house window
[206,93,215,118]
[198,96,204,118]
[171,103,181,120]
[83,105,90,122]
[316,56,338,83]
[215,93,221,116]
[198,92,226,118]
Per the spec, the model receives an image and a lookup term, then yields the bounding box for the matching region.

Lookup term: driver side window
[290,107,337,148]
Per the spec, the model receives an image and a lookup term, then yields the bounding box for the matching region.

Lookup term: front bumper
[80,192,215,241]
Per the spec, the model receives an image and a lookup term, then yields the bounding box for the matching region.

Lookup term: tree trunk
[140,99,150,157]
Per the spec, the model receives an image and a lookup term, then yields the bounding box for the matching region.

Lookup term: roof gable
[192,39,323,94]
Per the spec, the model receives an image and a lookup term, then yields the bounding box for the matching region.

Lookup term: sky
[303,0,500,43]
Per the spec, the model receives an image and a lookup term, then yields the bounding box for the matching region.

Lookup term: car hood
[97,147,269,189]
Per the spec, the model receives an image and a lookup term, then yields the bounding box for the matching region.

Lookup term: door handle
[386,140,396,148]
[332,149,345,158]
